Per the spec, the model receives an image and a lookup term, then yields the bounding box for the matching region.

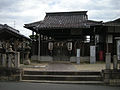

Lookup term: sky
[0,0,120,37]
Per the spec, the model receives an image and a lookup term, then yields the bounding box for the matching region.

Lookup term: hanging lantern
[67,42,72,51]
[48,42,53,50]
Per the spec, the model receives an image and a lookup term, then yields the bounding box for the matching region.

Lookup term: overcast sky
[0,0,120,37]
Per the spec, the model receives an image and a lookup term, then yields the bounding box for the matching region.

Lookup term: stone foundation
[0,67,23,81]
[102,69,120,86]
[31,55,38,61]
[31,55,91,63]
[70,56,90,63]
[38,56,53,62]
[31,55,53,62]
[31,55,90,63]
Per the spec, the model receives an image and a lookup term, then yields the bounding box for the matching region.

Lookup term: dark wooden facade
[24,11,120,62]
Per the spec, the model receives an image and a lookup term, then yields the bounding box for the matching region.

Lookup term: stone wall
[0,67,22,81]
[102,69,120,86]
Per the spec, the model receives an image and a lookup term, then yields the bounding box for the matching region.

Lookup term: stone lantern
[7,45,15,68]
[23,41,31,65]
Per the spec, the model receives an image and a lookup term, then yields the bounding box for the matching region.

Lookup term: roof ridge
[46,11,87,16]
[3,24,19,33]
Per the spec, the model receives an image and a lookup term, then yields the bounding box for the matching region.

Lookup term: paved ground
[0,82,119,90]
[21,62,108,71]
[46,63,76,71]
[74,63,106,71]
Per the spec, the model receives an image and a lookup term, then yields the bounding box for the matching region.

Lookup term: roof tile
[24,11,102,30]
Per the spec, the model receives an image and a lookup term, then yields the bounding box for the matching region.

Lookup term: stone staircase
[21,70,104,84]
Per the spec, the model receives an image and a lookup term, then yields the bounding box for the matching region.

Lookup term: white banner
[77,49,80,57]
[90,46,96,57]
[117,40,120,60]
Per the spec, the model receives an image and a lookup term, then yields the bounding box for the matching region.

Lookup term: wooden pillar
[38,34,41,60]
[82,43,84,56]
[113,55,118,70]
[106,35,109,53]
[105,27,112,70]
[90,27,96,64]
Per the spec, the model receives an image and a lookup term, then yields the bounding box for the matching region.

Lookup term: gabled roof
[24,11,102,31]
[0,24,30,40]
[104,18,120,26]
[0,24,19,33]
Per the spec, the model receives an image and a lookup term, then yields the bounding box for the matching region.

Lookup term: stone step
[24,71,101,75]
[21,80,104,85]
[22,75,102,81]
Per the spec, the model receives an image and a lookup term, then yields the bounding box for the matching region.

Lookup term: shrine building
[24,11,120,63]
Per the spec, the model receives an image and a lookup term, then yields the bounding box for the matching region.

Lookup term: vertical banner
[117,40,120,60]
[77,49,80,57]
[76,49,80,64]
[90,46,95,57]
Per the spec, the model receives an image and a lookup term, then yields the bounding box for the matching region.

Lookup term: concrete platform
[20,61,108,71]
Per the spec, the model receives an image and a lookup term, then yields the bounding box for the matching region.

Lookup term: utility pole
[14,21,16,28]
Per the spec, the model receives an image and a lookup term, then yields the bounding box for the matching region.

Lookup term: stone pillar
[90,46,96,64]
[2,54,6,67]
[105,53,111,70]
[113,55,118,70]
[76,49,80,64]
[15,52,20,68]
[8,54,12,68]
[103,70,111,84]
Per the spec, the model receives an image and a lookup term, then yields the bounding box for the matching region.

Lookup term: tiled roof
[0,24,19,33]
[24,11,102,31]
[0,24,30,40]
[104,18,120,26]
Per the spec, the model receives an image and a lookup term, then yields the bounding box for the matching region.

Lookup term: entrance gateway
[53,41,70,61]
